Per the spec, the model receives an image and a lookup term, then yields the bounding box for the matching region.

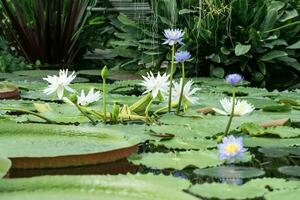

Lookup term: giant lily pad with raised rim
[0,82,19,99]
[0,174,198,200]
[0,121,141,169]
[0,157,11,178]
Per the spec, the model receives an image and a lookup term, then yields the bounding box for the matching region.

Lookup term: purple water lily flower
[163,29,184,46]
[174,51,191,63]
[225,74,243,85]
[217,135,248,163]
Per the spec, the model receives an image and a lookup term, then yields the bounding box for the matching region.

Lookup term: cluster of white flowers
[140,72,199,105]
[43,69,255,115]
[43,69,100,106]
[140,71,256,115]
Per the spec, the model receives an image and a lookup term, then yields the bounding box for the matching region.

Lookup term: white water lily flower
[213,98,255,116]
[43,69,76,100]
[172,79,200,104]
[140,72,170,99]
[77,88,101,106]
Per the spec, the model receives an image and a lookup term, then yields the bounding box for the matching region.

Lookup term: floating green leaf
[265,188,300,200]
[0,174,197,200]
[129,150,222,170]
[278,166,300,177]
[189,182,267,200]
[258,147,300,158]
[194,166,265,179]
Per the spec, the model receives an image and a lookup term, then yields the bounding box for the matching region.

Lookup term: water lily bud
[101,66,108,80]
[69,93,78,103]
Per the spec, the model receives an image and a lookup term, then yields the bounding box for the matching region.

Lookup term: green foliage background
[93,0,300,88]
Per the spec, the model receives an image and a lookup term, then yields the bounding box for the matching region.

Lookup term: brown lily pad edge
[9,144,139,169]
[0,82,19,99]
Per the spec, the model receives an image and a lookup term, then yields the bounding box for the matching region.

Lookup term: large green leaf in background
[0,174,197,200]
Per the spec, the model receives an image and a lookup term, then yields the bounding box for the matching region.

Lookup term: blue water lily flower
[217,135,248,163]
[174,51,191,63]
[225,74,243,85]
[163,29,184,46]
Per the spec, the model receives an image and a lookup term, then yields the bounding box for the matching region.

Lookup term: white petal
[56,86,64,100]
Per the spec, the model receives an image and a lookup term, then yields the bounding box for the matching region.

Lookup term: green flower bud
[101,66,109,80]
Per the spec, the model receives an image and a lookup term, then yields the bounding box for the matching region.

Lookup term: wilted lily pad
[0,174,197,200]
[194,166,265,179]
[0,157,11,178]
[0,122,141,169]
[278,166,300,177]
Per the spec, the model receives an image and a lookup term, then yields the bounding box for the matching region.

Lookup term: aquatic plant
[174,50,191,114]
[217,135,248,163]
[163,29,184,113]
[222,73,251,135]
[43,69,76,100]
[77,88,101,106]
[140,72,170,100]
[139,71,170,117]
[172,79,199,112]
[101,66,108,123]
[213,98,255,116]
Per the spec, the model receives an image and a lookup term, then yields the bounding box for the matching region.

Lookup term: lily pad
[258,147,300,158]
[0,82,19,99]
[244,136,300,147]
[0,174,197,200]
[0,121,141,169]
[278,166,300,177]
[188,182,267,200]
[265,188,300,200]
[194,166,265,179]
[128,150,223,170]
[0,157,11,178]
[153,137,217,150]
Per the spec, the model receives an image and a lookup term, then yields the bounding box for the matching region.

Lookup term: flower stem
[0,107,58,124]
[224,86,236,135]
[168,45,175,113]
[74,104,97,125]
[177,62,185,115]
[145,98,154,118]
[102,79,107,124]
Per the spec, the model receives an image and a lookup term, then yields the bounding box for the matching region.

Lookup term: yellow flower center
[225,143,239,154]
